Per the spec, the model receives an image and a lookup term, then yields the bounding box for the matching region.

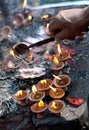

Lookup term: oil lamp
[31,100,47,118]
[49,86,65,99]
[57,44,70,61]
[29,85,45,102]
[51,55,64,74]
[53,74,71,91]
[0,26,12,38]
[13,90,28,106]
[37,79,52,95]
[48,100,65,116]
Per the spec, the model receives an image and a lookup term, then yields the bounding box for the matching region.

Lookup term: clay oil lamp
[13,90,28,106]
[31,100,47,118]
[29,85,45,102]
[48,100,65,116]
[37,79,52,95]
[53,74,71,91]
[0,26,12,38]
[49,86,65,99]
[41,14,52,22]
[57,44,70,61]
[51,55,64,75]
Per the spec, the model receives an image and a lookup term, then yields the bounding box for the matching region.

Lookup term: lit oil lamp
[51,55,64,74]
[49,86,65,99]
[13,90,28,106]
[57,44,70,61]
[53,74,71,91]
[0,26,12,38]
[37,79,52,95]
[31,100,47,118]
[48,100,65,116]
[29,85,45,102]
[41,14,52,22]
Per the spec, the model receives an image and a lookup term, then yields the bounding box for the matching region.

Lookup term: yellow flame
[32,85,37,94]
[22,0,27,9]
[57,44,62,55]
[27,14,32,21]
[52,101,58,109]
[41,80,47,85]
[42,14,49,19]
[53,56,59,65]
[16,90,23,97]
[52,74,61,80]
[38,100,44,107]
[49,86,56,92]
[29,54,33,60]
[9,49,15,57]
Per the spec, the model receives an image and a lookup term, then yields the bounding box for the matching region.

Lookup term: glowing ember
[38,100,44,107]
[41,80,47,85]
[49,86,56,92]
[22,0,27,10]
[57,44,62,56]
[52,102,58,109]
[32,85,37,94]
[52,74,61,80]
[53,56,59,65]
[16,90,23,97]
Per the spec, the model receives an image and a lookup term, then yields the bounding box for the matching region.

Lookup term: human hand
[47,8,88,41]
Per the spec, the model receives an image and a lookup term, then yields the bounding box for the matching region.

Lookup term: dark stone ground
[0,1,89,130]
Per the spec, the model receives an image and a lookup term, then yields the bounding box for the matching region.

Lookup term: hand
[47,8,88,41]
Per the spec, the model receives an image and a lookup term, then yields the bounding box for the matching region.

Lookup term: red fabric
[66,97,84,107]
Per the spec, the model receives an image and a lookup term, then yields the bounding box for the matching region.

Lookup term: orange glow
[49,86,56,92]
[16,90,23,97]
[38,100,44,107]
[57,44,62,55]
[29,54,33,60]
[22,0,27,9]
[53,56,59,65]
[41,80,47,85]
[52,74,61,80]
[52,101,58,109]
[9,49,15,57]
[32,85,37,94]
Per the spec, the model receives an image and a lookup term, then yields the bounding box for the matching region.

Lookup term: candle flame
[16,90,23,97]
[53,56,59,65]
[32,85,37,94]
[22,0,27,9]
[42,14,49,19]
[41,80,47,85]
[27,14,32,21]
[46,23,49,29]
[9,49,15,57]
[52,101,58,109]
[57,44,62,55]
[52,74,61,80]
[49,86,56,92]
[38,100,44,107]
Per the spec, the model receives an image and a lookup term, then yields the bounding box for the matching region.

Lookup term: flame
[52,74,61,80]
[16,90,23,97]
[49,86,56,92]
[57,44,62,55]
[22,0,27,9]
[42,14,49,19]
[32,85,37,94]
[38,100,44,107]
[29,54,33,60]
[46,23,49,29]
[41,80,47,85]
[53,56,59,65]
[52,101,58,109]
[7,61,14,69]
[27,14,32,21]
[9,49,15,57]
